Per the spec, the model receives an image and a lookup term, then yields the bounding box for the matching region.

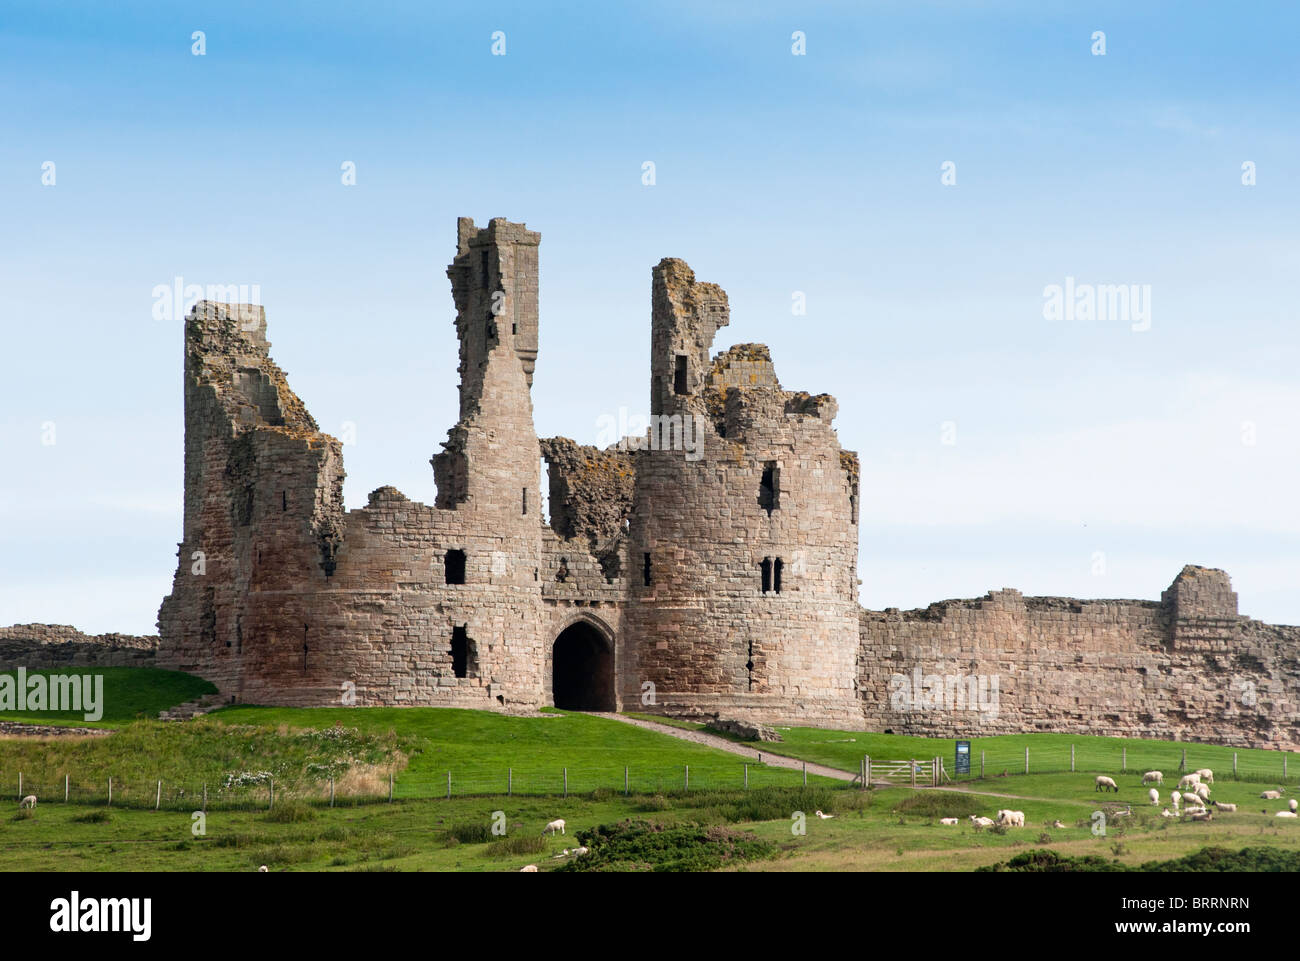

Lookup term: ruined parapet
[1161,565,1242,652]
[539,437,635,546]
[0,624,158,670]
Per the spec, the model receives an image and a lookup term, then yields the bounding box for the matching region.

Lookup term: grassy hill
[0,667,216,727]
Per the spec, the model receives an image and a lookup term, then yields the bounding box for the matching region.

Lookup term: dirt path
[595,713,858,783]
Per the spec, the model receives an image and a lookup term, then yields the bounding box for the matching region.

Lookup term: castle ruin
[156,218,1300,749]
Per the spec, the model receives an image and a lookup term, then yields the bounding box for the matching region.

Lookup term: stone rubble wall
[0,624,158,670]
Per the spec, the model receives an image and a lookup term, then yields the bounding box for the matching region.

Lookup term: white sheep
[996,809,1025,827]
[18,795,36,810]
[1290,799,1297,813]
[542,819,566,836]
[1148,788,1160,805]
[1194,769,1214,784]
[1212,802,1237,812]
[574,846,589,855]
[1051,820,1066,829]
[939,818,959,825]
[814,810,834,819]
[1181,792,1203,806]
[969,815,995,827]
[1177,773,1201,790]
[1193,782,1210,800]
[1095,776,1118,792]
[520,864,539,871]
[1276,811,1298,819]
[1160,808,1176,818]
[1261,790,1284,800]
[258,865,268,872]
[1142,771,1164,785]
[1170,789,1181,807]
[1188,809,1213,822]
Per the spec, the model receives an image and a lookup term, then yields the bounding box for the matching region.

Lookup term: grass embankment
[0,667,216,728]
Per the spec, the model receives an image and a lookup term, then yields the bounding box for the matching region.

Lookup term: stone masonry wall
[0,624,158,670]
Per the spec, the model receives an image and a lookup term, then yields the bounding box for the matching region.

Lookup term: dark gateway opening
[552,622,615,711]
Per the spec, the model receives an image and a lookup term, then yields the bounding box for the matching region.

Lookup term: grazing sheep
[1160,808,1176,818]
[1194,769,1214,784]
[814,810,835,819]
[1051,820,1066,829]
[1142,771,1164,785]
[1193,783,1210,800]
[1290,799,1298,813]
[18,795,35,810]
[1178,774,1201,790]
[542,819,566,836]
[1148,788,1160,805]
[258,865,268,872]
[1261,790,1284,800]
[574,846,589,855]
[1212,802,1237,812]
[520,864,539,872]
[1095,776,1118,792]
[969,815,995,827]
[939,818,959,826]
[1170,789,1181,807]
[1181,792,1203,806]
[996,810,1025,827]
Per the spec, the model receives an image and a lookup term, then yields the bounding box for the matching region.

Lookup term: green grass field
[3,668,1300,871]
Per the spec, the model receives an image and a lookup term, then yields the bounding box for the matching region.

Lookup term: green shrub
[485,835,547,857]
[264,800,317,823]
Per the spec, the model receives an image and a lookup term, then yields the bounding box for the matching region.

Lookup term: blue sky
[2,1,1298,634]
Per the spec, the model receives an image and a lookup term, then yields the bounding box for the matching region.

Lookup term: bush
[74,809,112,824]
[486,835,547,857]
[445,822,492,844]
[893,792,983,819]
[264,800,317,823]
[555,819,776,872]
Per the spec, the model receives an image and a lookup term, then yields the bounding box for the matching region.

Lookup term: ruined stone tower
[155,217,1300,748]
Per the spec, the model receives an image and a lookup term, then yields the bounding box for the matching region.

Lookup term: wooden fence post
[803,762,807,787]
[1122,747,1127,772]
[446,771,451,799]
[156,780,161,811]
[563,767,568,797]
[864,755,871,788]
[65,773,69,803]
[911,759,916,789]
[744,764,749,789]
[624,766,629,795]
[107,777,112,807]
[934,756,940,787]
[1024,747,1029,775]
[1233,752,1238,778]
[1180,748,1186,771]
[684,765,689,791]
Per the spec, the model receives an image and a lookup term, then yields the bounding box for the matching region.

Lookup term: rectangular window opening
[444,549,467,585]
[759,463,779,515]
[673,354,688,395]
[643,552,652,587]
[760,557,772,594]
[774,557,784,594]
[451,625,470,678]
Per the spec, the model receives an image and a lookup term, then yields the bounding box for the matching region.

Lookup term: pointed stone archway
[550,616,616,711]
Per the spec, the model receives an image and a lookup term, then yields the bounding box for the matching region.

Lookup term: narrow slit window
[760,557,772,594]
[643,552,652,587]
[673,354,688,395]
[444,549,467,585]
[774,557,784,594]
[451,625,469,678]
[522,486,528,515]
[758,463,779,515]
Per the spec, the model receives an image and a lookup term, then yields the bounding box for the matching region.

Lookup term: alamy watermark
[888,666,1000,721]
[152,277,262,324]
[1042,277,1151,332]
[0,667,103,721]
[596,407,705,461]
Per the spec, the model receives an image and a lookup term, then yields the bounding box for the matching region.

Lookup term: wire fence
[4,760,841,812]
[920,743,1300,785]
